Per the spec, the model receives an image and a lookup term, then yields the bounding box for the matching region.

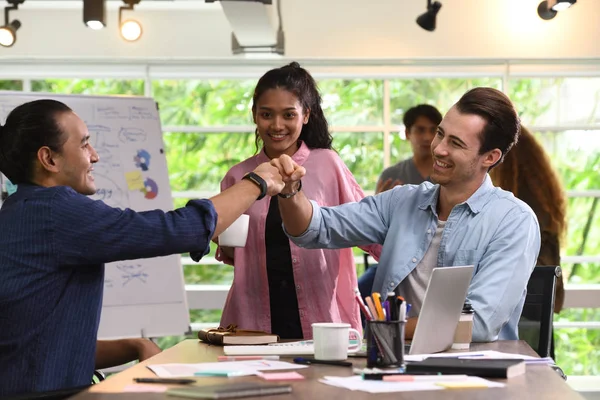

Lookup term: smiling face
[51,111,100,195]
[253,88,309,159]
[430,106,499,191]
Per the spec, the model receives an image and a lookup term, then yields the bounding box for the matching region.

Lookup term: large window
[2,68,598,376]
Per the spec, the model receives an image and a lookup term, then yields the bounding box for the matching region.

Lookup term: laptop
[406,265,474,355]
[223,266,473,357]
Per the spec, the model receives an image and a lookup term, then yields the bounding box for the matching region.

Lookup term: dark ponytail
[0,99,72,184]
[252,62,333,152]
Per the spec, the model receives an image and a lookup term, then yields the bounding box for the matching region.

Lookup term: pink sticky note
[258,372,305,381]
[122,384,169,393]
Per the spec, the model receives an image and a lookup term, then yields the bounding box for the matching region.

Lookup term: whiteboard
[0,92,190,339]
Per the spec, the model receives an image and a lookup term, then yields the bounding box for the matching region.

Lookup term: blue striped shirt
[0,184,216,396]
[288,175,540,342]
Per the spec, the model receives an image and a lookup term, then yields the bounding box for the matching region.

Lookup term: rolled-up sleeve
[468,207,540,342]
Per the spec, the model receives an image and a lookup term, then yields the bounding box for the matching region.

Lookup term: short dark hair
[0,99,72,184]
[403,104,443,130]
[455,87,520,168]
[252,61,333,152]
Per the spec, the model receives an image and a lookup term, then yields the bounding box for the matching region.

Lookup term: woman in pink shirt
[216,62,380,339]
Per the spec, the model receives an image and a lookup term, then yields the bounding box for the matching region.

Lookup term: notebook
[198,325,279,346]
[406,357,526,379]
[166,382,292,399]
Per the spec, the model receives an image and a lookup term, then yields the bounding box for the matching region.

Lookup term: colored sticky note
[123,384,168,393]
[436,381,489,389]
[259,372,305,381]
[125,170,145,191]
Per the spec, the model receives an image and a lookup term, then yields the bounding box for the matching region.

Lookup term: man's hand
[269,154,306,194]
[376,178,403,194]
[252,162,285,196]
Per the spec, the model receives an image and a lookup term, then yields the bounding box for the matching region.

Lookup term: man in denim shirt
[272,87,540,342]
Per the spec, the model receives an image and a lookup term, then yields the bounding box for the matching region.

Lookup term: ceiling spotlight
[119,0,142,42]
[1,0,24,48]
[83,0,106,30]
[416,0,442,32]
[537,0,576,20]
[0,19,19,47]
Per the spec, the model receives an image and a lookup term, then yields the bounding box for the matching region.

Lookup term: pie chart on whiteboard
[144,178,159,199]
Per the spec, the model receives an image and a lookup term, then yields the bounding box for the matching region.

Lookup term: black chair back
[519,265,561,358]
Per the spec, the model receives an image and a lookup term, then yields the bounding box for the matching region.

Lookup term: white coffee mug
[218,214,250,247]
[312,322,362,361]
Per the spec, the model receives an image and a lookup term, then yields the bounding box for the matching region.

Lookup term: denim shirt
[288,175,540,342]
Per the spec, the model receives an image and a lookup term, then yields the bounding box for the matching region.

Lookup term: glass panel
[509,78,600,127]
[333,132,383,191]
[152,80,256,126]
[31,79,145,95]
[529,130,600,283]
[164,132,256,194]
[555,308,600,375]
[0,80,23,91]
[318,79,383,125]
[389,78,503,125]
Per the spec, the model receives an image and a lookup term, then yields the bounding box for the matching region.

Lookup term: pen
[383,374,469,382]
[293,357,353,367]
[387,292,398,320]
[363,372,444,380]
[133,377,195,384]
[217,356,280,361]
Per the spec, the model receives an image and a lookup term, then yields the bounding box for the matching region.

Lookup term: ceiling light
[83,0,106,30]
[416,0,442,32]
[0,19,19,47]
[119,0,142,42]
[120,20,142,42]
[1,0,24,48]
[537,0,576,20]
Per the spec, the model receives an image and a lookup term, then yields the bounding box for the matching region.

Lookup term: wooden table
[72,339,583,400]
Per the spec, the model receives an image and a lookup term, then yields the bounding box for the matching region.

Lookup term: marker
[293,357,352,367]
[217,356,280,361]
[387,292,398,320]
[371,292,385,320]
[133,377,195,384]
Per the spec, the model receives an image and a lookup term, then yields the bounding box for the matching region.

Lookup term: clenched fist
[252,162,285,196]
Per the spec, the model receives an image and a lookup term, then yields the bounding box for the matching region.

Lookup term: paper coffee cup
[218,214,250,247]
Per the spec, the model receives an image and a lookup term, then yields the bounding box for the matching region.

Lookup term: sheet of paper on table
[320,375,505,393]
[147,360,307,378]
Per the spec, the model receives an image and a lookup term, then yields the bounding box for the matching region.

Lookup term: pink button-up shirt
[216,142,381,339]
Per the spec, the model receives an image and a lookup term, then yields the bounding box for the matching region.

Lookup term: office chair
[519,265,561,359]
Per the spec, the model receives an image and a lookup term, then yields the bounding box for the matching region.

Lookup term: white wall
[1,0,599,60]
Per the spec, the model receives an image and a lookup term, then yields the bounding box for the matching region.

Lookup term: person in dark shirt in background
[0,99,286,397]
[376,104,442,192]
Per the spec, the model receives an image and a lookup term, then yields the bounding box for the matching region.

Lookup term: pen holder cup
[366,320,406,369]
